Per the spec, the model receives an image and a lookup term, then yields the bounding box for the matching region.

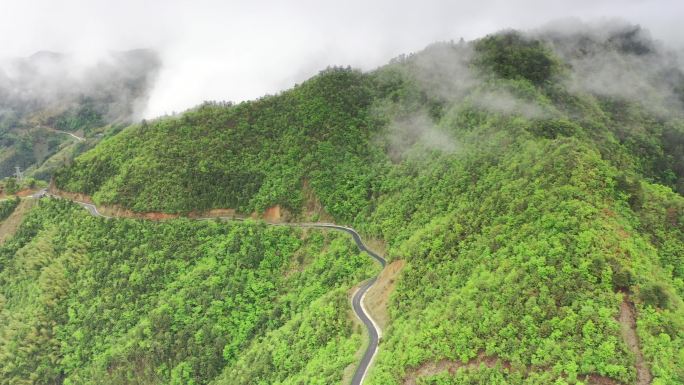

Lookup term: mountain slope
[55,68,383,220]
[0,50,161,180]
[7,22,684,384]
[0,199,376,384]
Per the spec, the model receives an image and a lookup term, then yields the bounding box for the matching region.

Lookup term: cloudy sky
[1,0,682,118]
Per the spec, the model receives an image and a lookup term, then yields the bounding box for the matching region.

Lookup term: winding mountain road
[31,190,386,385]
[313,224,386,385]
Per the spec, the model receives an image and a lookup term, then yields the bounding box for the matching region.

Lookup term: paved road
[32,190,386,385]
[306,224,386,385]
[59,130,85,142]
[43,126,85,142]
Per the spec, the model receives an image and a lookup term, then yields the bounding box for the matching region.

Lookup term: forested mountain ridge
[3,21,684,385]
[55,26,684,216]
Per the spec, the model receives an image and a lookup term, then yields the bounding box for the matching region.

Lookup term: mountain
[2,21,684,385]
[0,49,161,181]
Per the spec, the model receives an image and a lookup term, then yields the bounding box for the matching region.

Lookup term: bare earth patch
[0,188,36,199]
[199,208,238,218]
[364,259,405,330]
[261,205,282,222]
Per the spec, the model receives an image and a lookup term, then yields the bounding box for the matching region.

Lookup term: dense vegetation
[51,97,106,134]
[6,23,684,384]
[0,197,19,221]
[55,69,384,220]
[473,32,562,86]
[0,127,67,179]
[0,199,376,384]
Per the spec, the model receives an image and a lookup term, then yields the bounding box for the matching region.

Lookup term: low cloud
[470,89,549,118]
[382,110,458,162]
[536,19,684,115]
[0,50,161,123]
[406,41,478,103]
[3,1,684,118]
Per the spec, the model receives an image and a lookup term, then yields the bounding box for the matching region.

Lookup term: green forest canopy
[4,26,684,384]
[0,199,377,384]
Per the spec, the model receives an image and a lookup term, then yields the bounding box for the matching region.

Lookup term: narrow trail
[31,190,386,385]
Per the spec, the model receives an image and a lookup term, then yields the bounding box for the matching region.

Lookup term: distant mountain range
[0,49,160,180]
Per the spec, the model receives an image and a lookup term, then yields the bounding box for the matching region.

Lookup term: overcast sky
[1,0,682,118]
